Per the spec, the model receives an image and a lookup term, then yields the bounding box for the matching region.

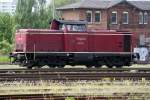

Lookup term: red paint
[15,29,132,53]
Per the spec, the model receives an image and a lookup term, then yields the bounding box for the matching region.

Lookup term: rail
[0,94,150,100]
[0,68,150,81]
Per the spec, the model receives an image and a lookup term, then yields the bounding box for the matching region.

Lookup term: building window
[144,12,148,24]
[95,11,101,23]
[111,11,117,24]
[123,11,129,24]
[139,12,143,24]
[86,11,92,23]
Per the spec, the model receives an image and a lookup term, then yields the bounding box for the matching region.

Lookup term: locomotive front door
[124,34,131,52]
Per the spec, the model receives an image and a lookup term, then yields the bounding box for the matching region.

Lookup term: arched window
[123,11,129,24]
[139,12,143,24]
[144,12,148,24]
[111,11,117,24]
[86,11,92,23]
[95,11,101,23]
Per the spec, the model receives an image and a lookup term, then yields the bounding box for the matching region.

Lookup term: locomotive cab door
[124,34,131,52]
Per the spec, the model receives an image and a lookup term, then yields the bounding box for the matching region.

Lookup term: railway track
[0,68,150,99]
[0,67,150,72]
[0,94,149,100]
[0,68,150,81]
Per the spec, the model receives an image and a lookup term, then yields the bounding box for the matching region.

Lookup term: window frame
[139,12,144,24]
[86,10,92,23]
[144,12,148,24]
[94,11,101,23]
[122,11,129,24]
[111,11,117,24]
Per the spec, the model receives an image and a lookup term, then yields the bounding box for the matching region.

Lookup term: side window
[59,24,65,30]
[123,11,129,24]
[86,10,92,23]
[111,11,117,24]
[95,11,101,23]
[66,25,86,32]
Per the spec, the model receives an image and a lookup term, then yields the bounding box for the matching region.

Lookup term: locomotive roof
[56,20,88,25]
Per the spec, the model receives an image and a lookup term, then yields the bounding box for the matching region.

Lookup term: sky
[0,0,150,3]
[47,0,52,4]
[0,0,17,2]
[0,0,52,2]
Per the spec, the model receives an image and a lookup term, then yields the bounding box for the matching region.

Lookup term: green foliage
[15,0,52,29]
[0,55,11,63]
[0,13,16,44]
[0,40,13,54]
[0,13,15,54]
[65,97,75,100]
[54,0,79,7]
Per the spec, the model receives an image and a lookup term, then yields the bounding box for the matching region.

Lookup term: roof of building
[57,0,150,10]
[128,1,150,10]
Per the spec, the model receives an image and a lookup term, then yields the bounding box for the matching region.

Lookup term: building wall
[61,9,108,30]
[107,2,150,46]
[0,0,17,14]
[61,10,80,20]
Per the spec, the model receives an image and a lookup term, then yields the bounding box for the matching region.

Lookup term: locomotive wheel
[48,65,56,68]
[106,63,113,68]
[86,65,93,68]
[27,65,33,69]
[107,65,113,68]
[58,65,65,68]
[115,64,123,68]
[95,65,101,68]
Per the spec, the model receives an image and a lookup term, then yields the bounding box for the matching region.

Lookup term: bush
[0,55,10,63]
[65,97,75,100]
[0,40,13,54]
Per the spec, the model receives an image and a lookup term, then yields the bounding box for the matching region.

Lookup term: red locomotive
[11,19,135,68]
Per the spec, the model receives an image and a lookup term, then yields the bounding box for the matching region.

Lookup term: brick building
[57,0,150,46]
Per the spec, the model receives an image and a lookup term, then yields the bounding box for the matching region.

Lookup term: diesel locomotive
[11,19,135,68]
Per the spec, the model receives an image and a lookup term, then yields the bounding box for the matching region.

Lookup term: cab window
[67,24,86,32]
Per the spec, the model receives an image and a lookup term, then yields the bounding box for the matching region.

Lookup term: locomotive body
[11,20,134,68]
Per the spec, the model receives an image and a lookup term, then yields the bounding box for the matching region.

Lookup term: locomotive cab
[50,19,87,32]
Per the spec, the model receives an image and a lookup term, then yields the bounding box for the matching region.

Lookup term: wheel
[48,64,56,68]
[27,65,33,69]
[95,64,102,68]
[86,65,93,68]
[106,63,113,68]
[115,65,123,68]
[58,65,65,68]
[107,65,113,68]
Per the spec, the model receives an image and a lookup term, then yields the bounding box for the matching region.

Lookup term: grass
[0,55,10,63]
[0,80,150,96]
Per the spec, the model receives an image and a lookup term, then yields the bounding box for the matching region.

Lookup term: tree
[54,0,79,7]
[0,13,15,44]
[15,0,52,29]
[15,0,35,28]
[0,13,15,54]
